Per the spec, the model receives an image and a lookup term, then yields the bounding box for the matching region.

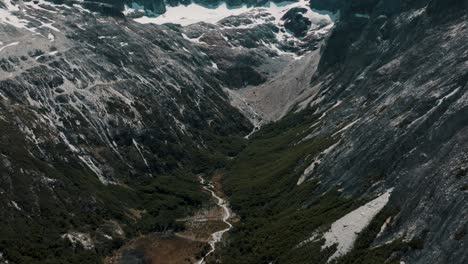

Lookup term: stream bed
[197,176,233,264]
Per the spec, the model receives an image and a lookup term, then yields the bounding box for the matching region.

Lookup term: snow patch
[182,33,207,44]
[61,232,94,250]
[408,87,460,128]
[78,156,113,185]
[134,2,251,26]
[318,100,342,120]
[10,201,21,211]
[40,22,60,32]
[132,138,150,171]
[321,188,394,262]
[134,0,332,28]
[331,118,360,137]
[0,41,19,53]
[297,140,341,185]
[377,216,393,238]
[41,176,58,185]
[296,231,320,248]
[59,132,79,153]
[0,0,28,30]
[354,13,370,19]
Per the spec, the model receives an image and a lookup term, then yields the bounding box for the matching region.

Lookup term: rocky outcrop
[282,7,311,37]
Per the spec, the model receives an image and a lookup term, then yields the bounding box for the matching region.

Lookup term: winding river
[197,176,233,264]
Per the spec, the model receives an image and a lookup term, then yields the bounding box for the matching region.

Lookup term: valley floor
[105,171,234,264]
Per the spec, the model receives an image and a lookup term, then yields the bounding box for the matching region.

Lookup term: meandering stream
[197,176,233,264]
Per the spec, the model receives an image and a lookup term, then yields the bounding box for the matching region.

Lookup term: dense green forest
[214,109,418,264]
[0,112,247,263]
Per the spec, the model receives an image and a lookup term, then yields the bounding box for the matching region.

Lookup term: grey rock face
[0,1,252,262]
[1,0,250,181]
[293,1,468,263]
[177,4,333,89]
[282,7,312,37]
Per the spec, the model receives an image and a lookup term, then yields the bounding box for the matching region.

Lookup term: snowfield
[135,2,251,26]
[133,0,333,27]
[61,232,94,250]
[321,188,394,262]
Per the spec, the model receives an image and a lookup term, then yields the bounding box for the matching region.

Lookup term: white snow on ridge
[0,0,63,34]
[2,0,19,12]
[267,0,332,25]
[134,2,250,26]
[134,0,333,27]
[321,188,394,262]
[0,1,30,30]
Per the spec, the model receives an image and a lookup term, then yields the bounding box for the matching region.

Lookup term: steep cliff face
[306,1,468,263]
[313,1,468,262]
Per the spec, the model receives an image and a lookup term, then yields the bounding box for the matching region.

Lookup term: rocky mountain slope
[218,1,468,264]
[1,0,467,263]
[0,0,254,263]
